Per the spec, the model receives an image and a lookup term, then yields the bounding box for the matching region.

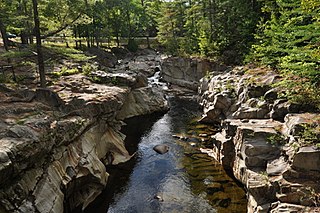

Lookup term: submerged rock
[153,144,169,154]
[154,195,164,201]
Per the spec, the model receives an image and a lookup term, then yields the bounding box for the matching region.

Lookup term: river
[81,94,247,213]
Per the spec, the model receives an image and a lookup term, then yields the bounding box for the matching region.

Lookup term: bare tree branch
[41,14,82,39]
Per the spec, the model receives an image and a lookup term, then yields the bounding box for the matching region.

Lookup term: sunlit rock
[0,57,168,212]
[116,87,168,120]
[153,144,169,154]
[198,65,320,212]
[161,57,223,90]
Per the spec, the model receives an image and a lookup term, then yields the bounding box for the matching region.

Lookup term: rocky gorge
[0,50,319,213]
[0,49,168,212]
[161,56,320,212]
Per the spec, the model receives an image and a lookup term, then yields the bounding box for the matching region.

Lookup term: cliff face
[160,57,226,91]
[198,66,320,212]
[0,70,168,212]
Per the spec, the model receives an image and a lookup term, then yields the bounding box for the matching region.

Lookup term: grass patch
[82,63,98,76]
[50,66,80,77]
[298,123,320,148]
[0,73,12,83]
[43,44,94,62]
[275,76,320,111]
[0,49,34,59]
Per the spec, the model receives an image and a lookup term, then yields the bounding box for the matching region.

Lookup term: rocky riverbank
[198,66,320,212]
[0,49,168,212]
[1,52,319,213]
[162,57,320,212]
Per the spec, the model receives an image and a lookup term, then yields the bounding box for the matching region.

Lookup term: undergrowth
[275,75,320,111]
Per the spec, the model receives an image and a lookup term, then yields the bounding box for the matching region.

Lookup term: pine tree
[249,0,320,109]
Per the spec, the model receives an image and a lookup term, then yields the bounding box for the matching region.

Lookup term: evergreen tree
[249,0,320,109]
[251,0,319,82]
[157,0,186,55]
[0,0,15,50]
[157,0,261,63]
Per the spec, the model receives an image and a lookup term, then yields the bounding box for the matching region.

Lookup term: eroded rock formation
[198,66,320,212]
[161,57,226,90]
[0,57,168,212]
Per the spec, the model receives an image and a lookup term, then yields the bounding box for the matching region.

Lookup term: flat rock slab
[267,157,289,176]
[292,146,320,171]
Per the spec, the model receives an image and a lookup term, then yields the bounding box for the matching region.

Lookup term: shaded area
[79,96,247,213]
[76,112,164,213]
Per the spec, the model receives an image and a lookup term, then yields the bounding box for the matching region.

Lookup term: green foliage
[276,78,320,110]
[111,76,118,85]
[0,73,11,83]
[2,0,260,64]
[267,134,287,146]
[82,62,98,76]
[127,39,138,52]
[156,0,261,63]
[297,121,320,148]
[50,66,79,77]
[248,0,320,110]
[156,1,185,55]
[259,171,269,183]
[203,70,213,80]
[90,76,102,84]
[1,50,33,59]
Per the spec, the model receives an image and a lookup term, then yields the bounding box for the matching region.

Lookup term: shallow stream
[83,96,247,213]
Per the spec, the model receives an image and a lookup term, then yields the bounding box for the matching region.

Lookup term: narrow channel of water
[83,96,247,213]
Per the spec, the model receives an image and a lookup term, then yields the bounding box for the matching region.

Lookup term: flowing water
[83,96,247,213]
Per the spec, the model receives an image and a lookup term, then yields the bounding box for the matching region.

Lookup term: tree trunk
[116,33,120,47]
[91,36,94,47]
[140,0,151,48]
[126,9,132,42]
[208,0,216,43]
[146,35,150,48]
[29,35,34,44]
[62,34,69,48]
[32,0,46,88]
[20,32,29,44]
[74,27,79,49]
[86,28,90,48]
[95,29,100,47]
[0,18,9,51]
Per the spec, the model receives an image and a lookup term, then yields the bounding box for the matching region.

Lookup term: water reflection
[83,97,247,213]
[108,111,217,213]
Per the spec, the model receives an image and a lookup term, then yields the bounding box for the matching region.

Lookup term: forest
[0,0,319,109]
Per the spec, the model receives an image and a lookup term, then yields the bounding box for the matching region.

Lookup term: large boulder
[116,87,168,120]
[88,47,118,67]
[161,57,224,90]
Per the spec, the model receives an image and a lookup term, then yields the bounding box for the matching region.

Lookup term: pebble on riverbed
[172,134,188,141]
[154,195,164,201]
[153,144,169,154]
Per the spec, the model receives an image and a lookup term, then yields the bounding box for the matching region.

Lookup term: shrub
[127,39,138,52]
